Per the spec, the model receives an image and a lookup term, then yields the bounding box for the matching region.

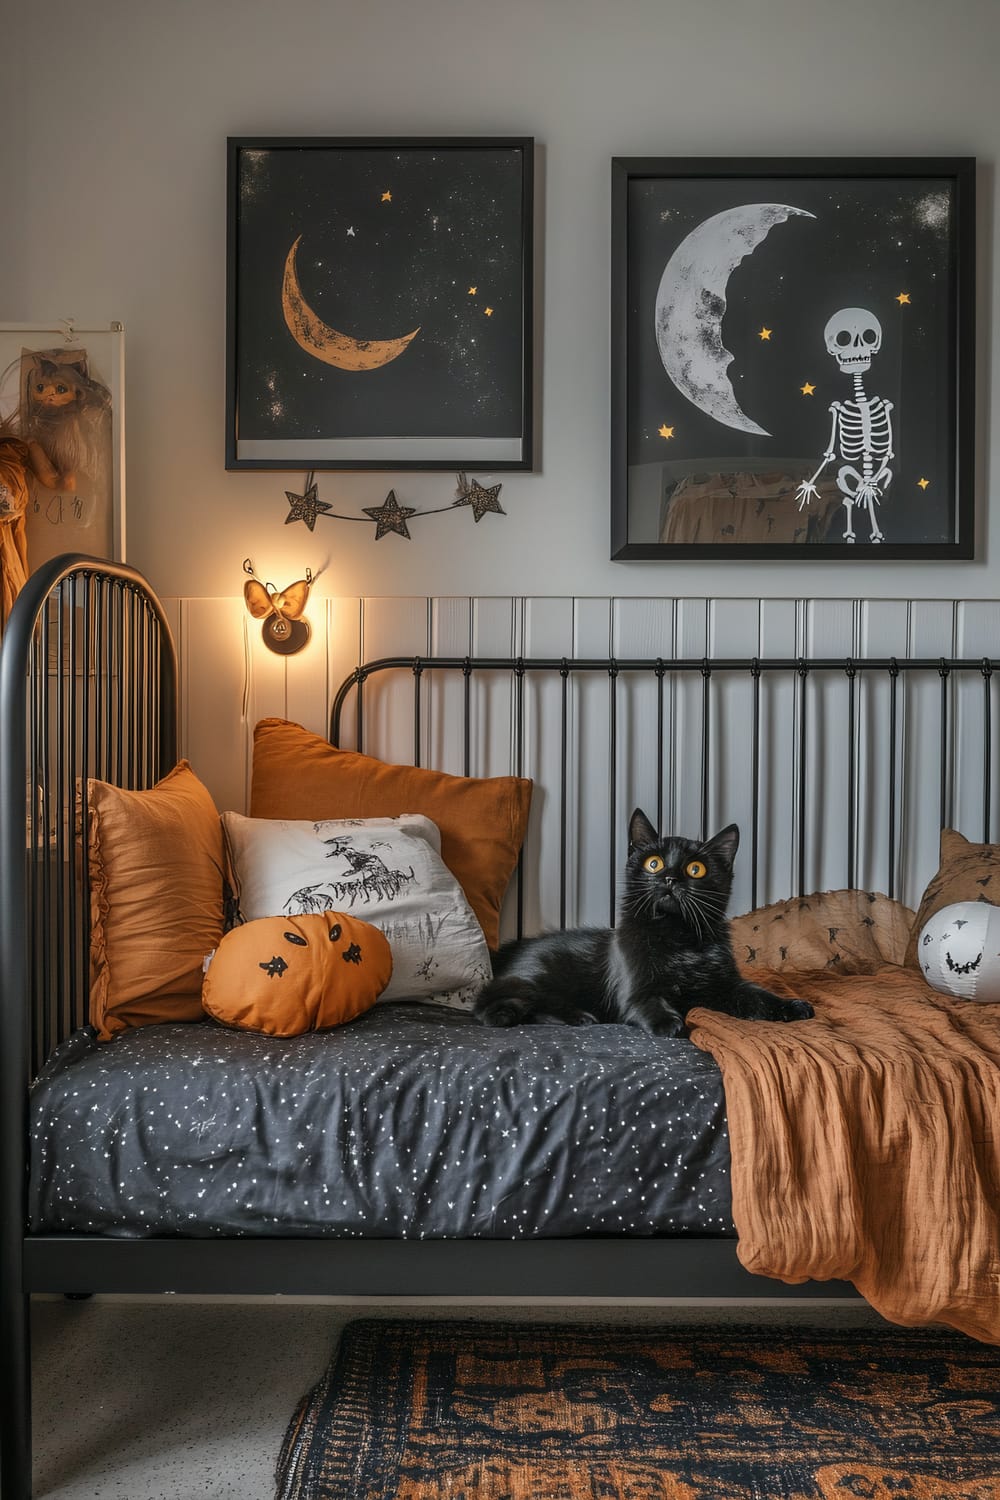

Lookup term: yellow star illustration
[381,190,392,203]
[468,286,477,295]
[658,424,675,439]
[896,292,911,305]
[801,382,816,396]
[484,306,494,317]
[918,477,930,490]
[759,327,773,341]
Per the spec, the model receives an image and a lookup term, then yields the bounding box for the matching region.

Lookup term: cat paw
[650,1014,689,1038]
[647,1010,687,1038]
[476,998,526,1028]
[780,999,815,1021]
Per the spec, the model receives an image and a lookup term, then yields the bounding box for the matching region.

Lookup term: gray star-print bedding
[28,1004,734,1238]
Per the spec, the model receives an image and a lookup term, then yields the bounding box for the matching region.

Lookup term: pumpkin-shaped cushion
[202,911,392,1036]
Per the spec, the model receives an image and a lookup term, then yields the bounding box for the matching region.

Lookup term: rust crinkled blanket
[687,966,1000,1343]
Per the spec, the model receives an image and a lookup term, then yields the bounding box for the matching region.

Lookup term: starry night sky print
[629,175,959,543]
[236,144,526,442]
[29,1010,732,1239]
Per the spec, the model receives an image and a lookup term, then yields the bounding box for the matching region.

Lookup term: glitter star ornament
[454,472,505,523]
[284,482,332,532]
[363,489,418,540]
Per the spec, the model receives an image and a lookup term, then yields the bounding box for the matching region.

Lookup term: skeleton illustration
[283,882,333,916]
[796,308,894,544]
[321,835,415,907]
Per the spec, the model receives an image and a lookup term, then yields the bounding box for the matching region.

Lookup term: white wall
[4,0,998,604]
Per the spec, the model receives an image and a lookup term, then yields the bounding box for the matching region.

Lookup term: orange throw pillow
[250,718,532,950]
[904,827,1000,968]
[87,761,224,1041]
[202,911,392,1036]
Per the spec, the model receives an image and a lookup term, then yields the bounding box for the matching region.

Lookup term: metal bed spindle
[797,660,808,899]
[984,660,993,841]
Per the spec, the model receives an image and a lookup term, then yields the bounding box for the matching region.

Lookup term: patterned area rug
[275,1320,1000,1500]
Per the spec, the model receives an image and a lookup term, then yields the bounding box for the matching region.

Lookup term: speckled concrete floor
[30,1296,890,1499]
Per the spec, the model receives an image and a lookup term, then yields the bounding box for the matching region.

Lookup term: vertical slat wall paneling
[804,600,858,900]
[611,599,676,843]
[955,601,1000,848]
[168,590,985,914]
[671,601,710,876]
[322,597,364,751]
[573,599,613,927]
[707,600,762,918]
[521,598,576,934]
[756,599,799,905]
[428,598,474,777]
[858,601,911,902]
[471,596,519,779]
[247,614,289,790]
[182,599,250,816]
[360,598,431,766]
[470,598,521,944]
[284,598,342,743]
[904,601,958,909]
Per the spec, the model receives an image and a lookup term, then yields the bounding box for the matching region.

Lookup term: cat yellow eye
[643,855,665,874]
[685,860,707,879]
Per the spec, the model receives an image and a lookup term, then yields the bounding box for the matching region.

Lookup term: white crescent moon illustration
[282,235,421,372]
[654,203,814,436]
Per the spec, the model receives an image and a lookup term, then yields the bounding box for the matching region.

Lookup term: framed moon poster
[226,136,534,471]
[611,157,975,560]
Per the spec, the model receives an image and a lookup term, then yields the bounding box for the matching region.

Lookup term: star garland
[281,471,506,542]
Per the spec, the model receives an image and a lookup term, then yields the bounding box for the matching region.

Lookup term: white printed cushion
[222,812,491,1010]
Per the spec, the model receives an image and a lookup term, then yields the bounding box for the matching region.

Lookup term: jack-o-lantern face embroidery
[261,923,363,976]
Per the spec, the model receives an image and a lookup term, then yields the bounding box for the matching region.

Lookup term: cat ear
[628,808,659,851]
[703,823,740,869]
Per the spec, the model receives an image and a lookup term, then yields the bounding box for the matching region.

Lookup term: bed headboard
[0,556,177,1080]
[330,650,999,942]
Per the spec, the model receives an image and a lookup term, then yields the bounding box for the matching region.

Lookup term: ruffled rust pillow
[730,888,915,977]
[87,761,224,1041]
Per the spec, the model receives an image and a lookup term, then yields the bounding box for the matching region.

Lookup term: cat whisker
[676,890,708,943]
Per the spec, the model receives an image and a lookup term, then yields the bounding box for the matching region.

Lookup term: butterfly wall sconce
[242,558,312,655]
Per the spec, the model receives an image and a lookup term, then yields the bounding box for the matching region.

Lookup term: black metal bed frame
[1,558,997,1497]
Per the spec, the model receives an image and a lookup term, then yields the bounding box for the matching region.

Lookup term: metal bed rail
[332,652,999,929]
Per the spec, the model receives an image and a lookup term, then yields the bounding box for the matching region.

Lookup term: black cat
[474,808,814,1036]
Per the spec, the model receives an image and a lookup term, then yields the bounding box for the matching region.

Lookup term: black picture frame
[227,136,534,472]
[611,156,976,560]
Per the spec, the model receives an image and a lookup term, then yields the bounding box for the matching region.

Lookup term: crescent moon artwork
[654,203,814,437]
[281,235,421,372]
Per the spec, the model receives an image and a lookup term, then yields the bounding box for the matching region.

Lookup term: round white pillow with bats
[918,901,1000,1002]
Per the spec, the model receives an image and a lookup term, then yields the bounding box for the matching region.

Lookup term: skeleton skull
[824,307,882,373]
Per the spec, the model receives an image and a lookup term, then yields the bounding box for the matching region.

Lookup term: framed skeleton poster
[611,157,975,560]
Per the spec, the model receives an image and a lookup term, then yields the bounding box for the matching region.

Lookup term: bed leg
[0,1290,32,1499]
